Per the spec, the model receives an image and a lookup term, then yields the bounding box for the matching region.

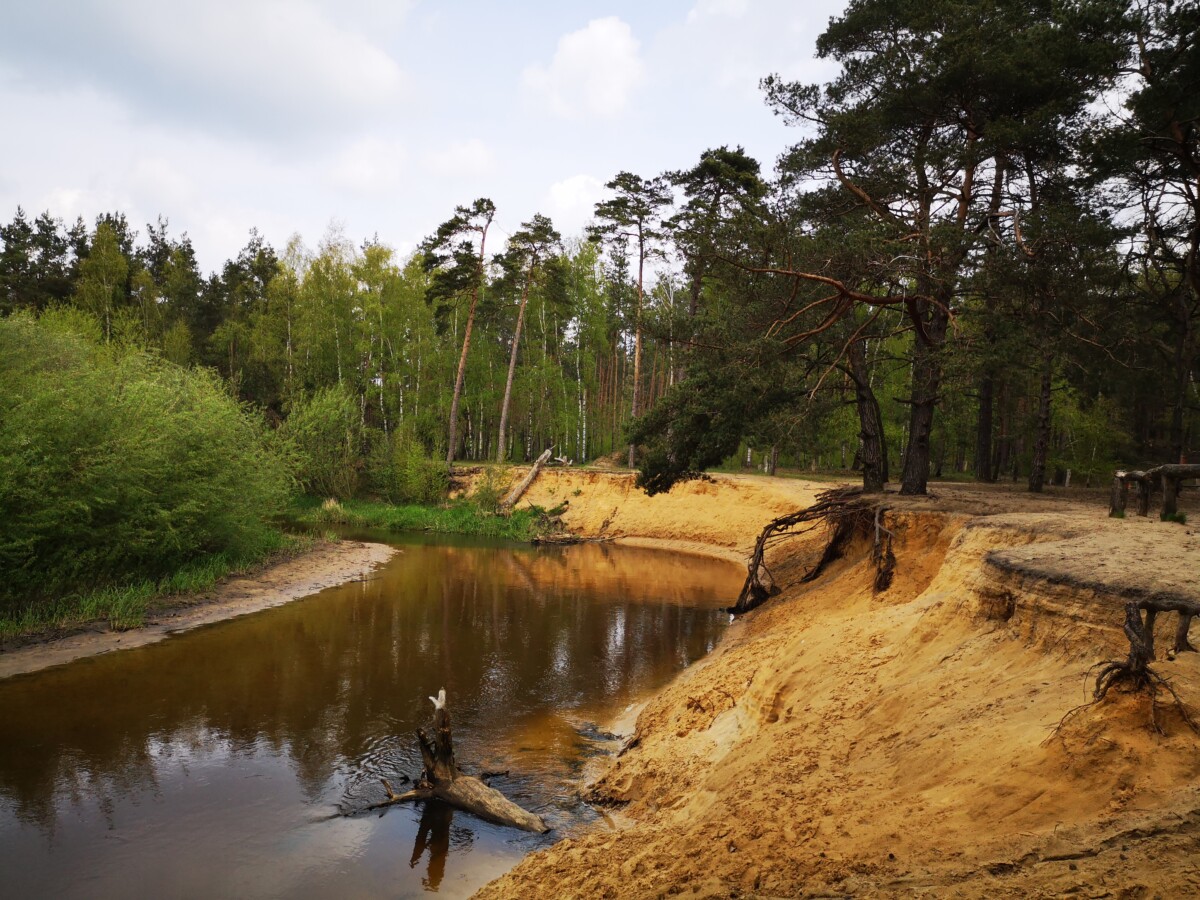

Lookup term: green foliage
[0,531,311,640]
[1162,511,1187,525]
[282,385,362,499]
[366,428,448,505]
[0,314,294,607]
[471,466,508,513]
[287,496,545,541]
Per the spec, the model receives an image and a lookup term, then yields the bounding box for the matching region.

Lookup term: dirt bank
[516,469,826,562]
[479,476,1200,898]
[0,541,395,680]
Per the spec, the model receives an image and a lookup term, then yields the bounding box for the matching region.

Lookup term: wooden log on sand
[499,448,553,512]
[1109,464,1200,519]
[365,690,549,833]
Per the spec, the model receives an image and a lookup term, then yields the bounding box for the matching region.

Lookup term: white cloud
[521,17,644,120]
[0,0,409,139]
[329,138,407,193]
[423,139,496,178]
[686,0,750,24]
[542,174,606,238]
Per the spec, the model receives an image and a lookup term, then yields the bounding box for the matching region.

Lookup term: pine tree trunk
[628,243,644,469]
[975,374,995,481]
[446,296,477,465]
[899,304,948,495]
[496,267,533,462]
[1028,352,1054,493]
[848,339,888,493]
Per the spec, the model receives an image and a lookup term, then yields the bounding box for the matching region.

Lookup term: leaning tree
[419,198,496,465]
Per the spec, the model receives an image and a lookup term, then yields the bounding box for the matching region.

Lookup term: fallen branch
[356,690,549,832]
[1109,464,1200,519]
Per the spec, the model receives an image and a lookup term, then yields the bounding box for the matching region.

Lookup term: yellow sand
[478,471,1200,898]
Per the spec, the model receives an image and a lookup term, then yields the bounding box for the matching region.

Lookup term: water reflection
[0,538,740,898]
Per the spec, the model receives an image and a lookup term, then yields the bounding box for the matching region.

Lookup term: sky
[0,0,846,273]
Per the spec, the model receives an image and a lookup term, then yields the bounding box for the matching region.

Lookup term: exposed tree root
[1053,600,1200,739]
[871,506,896,592]
[731,487,895,615]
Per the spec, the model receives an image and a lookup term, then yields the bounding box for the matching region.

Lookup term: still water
[0,535,741,898]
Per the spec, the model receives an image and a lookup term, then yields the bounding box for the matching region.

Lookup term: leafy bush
[470,466,508,513]
[281,385,362,499]
[0,314,294,603]
[366,427,447,505]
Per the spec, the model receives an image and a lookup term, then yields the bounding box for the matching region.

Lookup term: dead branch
[1110,464,1200,519]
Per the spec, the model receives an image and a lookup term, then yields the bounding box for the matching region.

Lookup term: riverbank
[479,476,1200,898]
[510,468,828,563]
[287,495,550,541]
[0,540,395,680]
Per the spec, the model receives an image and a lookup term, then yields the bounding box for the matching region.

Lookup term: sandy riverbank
[478,473,1200,898]
[0,540,395,680]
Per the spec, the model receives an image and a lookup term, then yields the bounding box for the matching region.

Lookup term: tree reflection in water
[0,537,741,898]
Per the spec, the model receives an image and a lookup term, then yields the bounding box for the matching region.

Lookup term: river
[0,534,742,898]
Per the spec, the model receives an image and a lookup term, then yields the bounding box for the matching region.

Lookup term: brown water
[0,534,741,898]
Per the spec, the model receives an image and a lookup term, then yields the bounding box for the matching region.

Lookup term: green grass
[1161,511,1188,524]
[0,531,315,641]
[287,495,552,542]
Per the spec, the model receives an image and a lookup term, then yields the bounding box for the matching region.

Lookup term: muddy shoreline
[0,540,395,680]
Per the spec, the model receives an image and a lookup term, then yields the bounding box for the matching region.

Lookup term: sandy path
[0,541,395,680]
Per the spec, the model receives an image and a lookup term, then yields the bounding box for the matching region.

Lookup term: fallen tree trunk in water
[366,690,549,833]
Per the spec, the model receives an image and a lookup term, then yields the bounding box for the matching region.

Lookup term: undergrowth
[288,496,551,541]
[0,531,315,641]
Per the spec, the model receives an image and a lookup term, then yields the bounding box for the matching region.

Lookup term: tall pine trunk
[445,226,490,465]
[1028,352,1054,493]
[496,266,533,462]
[628,241,644,469]
[848,339,888,493]
[900,304,949,495]
[974,374,995,481]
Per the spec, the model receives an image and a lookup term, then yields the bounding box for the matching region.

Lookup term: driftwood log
[499,448,553,512]
[1109,464,1200,519]
[365,690,549,833]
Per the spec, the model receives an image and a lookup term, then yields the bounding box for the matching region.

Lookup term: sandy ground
[477,471,1200,898]
[0,541,395,680]
[518,469,828,562]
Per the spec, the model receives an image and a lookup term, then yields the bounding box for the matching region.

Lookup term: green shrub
[0,314,294,604]
[471,466,507,514]
[281,385,362,499]
[366,427,447,505]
